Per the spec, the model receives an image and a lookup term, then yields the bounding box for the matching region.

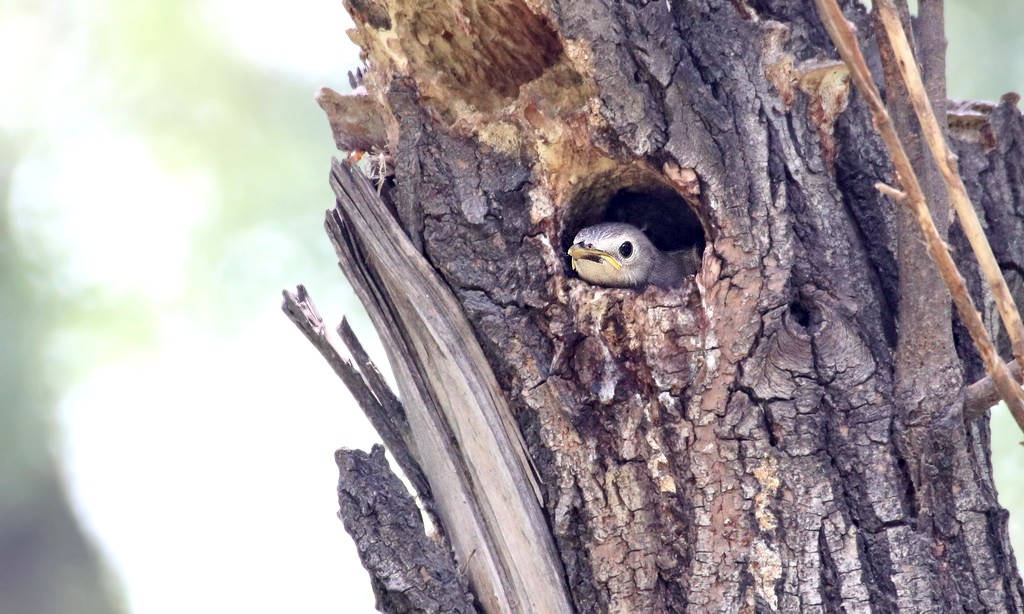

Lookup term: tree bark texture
[315,0,1024,611]
[336,445,477,613]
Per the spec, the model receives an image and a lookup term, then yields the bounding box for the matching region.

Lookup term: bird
[567,222,701,288]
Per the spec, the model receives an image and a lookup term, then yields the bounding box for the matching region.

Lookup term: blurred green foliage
[1,0,355,611]
[2,130,122,614]
[947,0,1024,101]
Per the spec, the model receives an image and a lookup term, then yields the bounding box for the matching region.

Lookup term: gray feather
[569,222,700,288]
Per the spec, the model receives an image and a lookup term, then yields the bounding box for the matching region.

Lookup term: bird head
[567,222,658,288]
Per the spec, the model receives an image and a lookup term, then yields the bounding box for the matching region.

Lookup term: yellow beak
[567,245,623,271]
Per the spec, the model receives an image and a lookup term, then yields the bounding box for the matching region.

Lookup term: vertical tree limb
[873,0,960,432]
[876,0,1024,370]
[813,0,1024,434]
[289,0,1024,609]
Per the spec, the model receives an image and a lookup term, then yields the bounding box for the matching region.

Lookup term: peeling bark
[293,0,1024,611]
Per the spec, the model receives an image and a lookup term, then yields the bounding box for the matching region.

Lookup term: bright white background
[5,0,382,611]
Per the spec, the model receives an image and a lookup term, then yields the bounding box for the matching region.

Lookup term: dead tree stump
[288,1,1024,611]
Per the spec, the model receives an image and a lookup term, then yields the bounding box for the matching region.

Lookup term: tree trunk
[292,0,1024,611]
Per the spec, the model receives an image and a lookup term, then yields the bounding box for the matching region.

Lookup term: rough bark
[294,0,1024,611]
[336,445,476,613]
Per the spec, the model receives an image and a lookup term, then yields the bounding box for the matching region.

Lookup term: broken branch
[281,284,435,512]
[965,359,1023,421]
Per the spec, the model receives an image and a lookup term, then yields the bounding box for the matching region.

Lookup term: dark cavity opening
[602,189,705,254]
[788,300,812,328]
[561,171,707,267]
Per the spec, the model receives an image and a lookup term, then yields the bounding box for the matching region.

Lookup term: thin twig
[281,284,435,510]
[874,0,1024,372]
[875,182,906,202]
[812,0,1024,434]
[965,360,1022,421]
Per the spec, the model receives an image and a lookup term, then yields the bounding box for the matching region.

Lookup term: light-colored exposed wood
[326,159,573,614]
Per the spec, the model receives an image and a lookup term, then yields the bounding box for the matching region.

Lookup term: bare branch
[875,0,1024,370]
[874,182,906,202]
[812,0,1024,434]
[281,285,435,514]
[965,360,1023,421]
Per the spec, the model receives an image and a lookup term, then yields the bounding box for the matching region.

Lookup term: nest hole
[561,170,707,263]
[788,300,812,328]
[786,291,821,332]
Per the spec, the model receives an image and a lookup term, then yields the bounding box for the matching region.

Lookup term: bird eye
[618,241,633,259]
